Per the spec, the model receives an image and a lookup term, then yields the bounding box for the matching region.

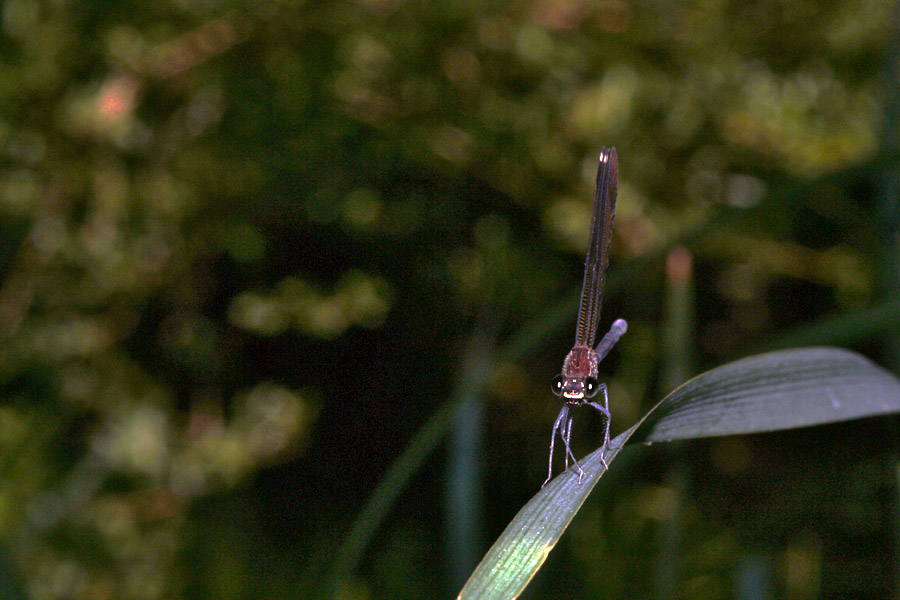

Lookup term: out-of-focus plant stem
[446,315,502,592]
[877,4,900,598]
[653,247,695,600]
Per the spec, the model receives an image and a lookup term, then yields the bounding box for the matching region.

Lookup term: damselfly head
[551,375,600,400]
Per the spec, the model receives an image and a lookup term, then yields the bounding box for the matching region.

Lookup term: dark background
[1,0,900,598]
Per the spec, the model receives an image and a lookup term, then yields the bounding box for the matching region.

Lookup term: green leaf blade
[459,347,900,600]
[457,445,621,600]
[629,346,900,445]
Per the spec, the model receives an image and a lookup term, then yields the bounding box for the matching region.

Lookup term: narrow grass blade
[329,322,499,596]
[748,298,900,355]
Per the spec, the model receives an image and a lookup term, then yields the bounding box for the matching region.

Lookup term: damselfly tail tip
[599,146,617,164]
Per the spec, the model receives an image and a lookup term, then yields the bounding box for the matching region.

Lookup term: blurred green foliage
[0,0,898,598]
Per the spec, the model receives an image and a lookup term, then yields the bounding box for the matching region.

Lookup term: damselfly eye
[584,377,599,398]
[551,375,564,396]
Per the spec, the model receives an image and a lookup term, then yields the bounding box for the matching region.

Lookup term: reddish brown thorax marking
[562,346,598,378]
[558,345,600,401]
